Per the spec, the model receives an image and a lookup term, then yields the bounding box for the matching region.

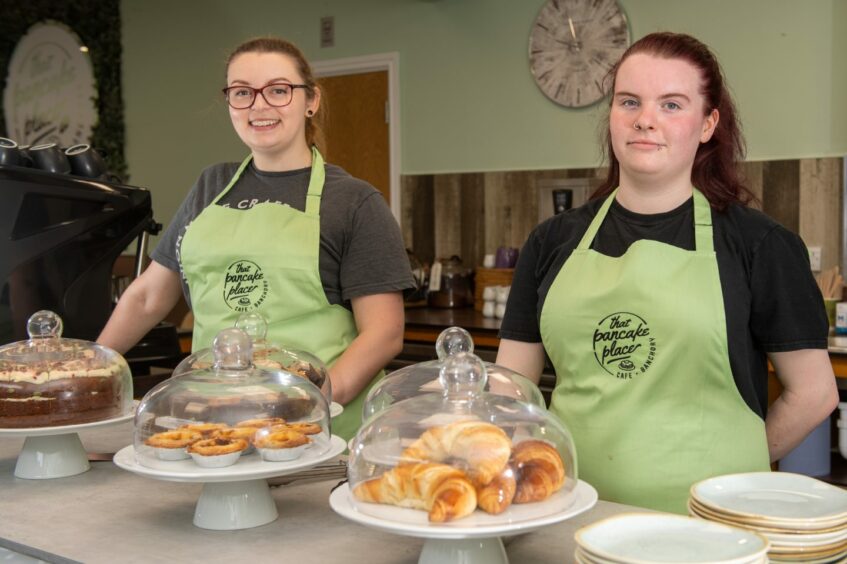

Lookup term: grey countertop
[0,422,637,564]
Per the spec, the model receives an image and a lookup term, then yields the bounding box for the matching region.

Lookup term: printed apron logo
[593,312,656,379]
[223,260,268,312]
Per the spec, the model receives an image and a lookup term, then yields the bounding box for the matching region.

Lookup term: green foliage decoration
[0,0,127,180]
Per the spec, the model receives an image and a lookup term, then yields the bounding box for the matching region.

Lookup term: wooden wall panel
[433,174,462,260]
[762,160,800,234]
[739,161,764,209]
[402,175,435,264]
[483,172,508,257]
[460,174,486,268]
[799,158,843,271]
[502,171,541,251]
[399,158,843,276]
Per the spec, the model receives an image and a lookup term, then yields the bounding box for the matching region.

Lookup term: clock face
[529,0,630,108]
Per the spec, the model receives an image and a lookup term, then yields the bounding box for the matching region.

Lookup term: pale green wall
[834,0,847,151]
[121,0,845,233]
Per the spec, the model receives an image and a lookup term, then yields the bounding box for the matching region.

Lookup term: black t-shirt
[500,196,828,419]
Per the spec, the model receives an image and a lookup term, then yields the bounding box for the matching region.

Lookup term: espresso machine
[0,140,160,345]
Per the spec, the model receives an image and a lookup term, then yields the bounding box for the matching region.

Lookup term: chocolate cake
[0,347,129,428]
[168,386,315,424]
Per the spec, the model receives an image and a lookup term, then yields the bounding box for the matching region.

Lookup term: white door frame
[312,52,402,222]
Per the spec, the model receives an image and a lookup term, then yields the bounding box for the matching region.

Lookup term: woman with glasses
[496,32,838,513]
[98,37,413,440]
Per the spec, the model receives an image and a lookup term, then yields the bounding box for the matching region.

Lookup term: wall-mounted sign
[3,21,98,147]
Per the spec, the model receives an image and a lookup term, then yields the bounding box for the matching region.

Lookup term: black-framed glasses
[222,82,309,109]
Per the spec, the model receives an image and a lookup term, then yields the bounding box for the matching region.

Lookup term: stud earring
[307,110,314,117]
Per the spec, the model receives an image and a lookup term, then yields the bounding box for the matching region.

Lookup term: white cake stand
[114,434,346,531]
[0,410,135,479]
[330,479,598,564]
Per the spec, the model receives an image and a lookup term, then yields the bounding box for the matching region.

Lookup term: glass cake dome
[172,313,331,404]
[0,310,133,428]
[348,352,577,524]
[134,328,332,469]
[362,326,544,421]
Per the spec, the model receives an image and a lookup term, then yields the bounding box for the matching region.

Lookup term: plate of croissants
[333,420,598,538]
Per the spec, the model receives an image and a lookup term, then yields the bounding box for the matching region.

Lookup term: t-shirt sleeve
[749,225,828,351]
[150,187,199,274]
[340,192,415,301]
[499,227,545,343]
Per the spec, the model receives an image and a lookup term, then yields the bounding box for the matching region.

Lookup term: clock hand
[568,16,577,40]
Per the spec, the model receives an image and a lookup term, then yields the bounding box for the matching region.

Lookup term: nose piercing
[634,122,642,130]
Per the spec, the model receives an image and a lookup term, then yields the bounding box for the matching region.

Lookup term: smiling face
[226,51,319,170]
[609,53,718,193]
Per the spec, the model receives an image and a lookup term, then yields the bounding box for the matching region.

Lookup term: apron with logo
[539,189,770,513]
[180,148,377,440]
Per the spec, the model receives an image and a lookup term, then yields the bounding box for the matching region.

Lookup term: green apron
[539,189,770,514]
[180,148,377,441]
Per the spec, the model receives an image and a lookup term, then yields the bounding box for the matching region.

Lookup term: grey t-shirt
[151,161,414,309]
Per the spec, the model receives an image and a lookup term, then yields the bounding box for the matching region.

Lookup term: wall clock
[529,0,631,108]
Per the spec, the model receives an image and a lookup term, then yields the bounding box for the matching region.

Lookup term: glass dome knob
[234,312,268,341]
[438,351,487,397]
[435,326,474,360]
[27,310,63,339]
[212,328,253,370]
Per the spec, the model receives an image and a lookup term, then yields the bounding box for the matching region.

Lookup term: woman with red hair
[497,32,837,513]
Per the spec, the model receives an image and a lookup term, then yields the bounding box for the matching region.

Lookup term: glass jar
[427,256,473,309]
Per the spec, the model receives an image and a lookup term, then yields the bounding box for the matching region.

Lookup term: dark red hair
[593,32,756,210]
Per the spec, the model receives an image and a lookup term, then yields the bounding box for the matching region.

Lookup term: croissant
[475,465,517,515]
[353,462,478,522]
[512,440,566,503]
[399,420,512,486]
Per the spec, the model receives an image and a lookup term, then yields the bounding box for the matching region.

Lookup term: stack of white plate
[573,512,769,563]
[689,472,847,563]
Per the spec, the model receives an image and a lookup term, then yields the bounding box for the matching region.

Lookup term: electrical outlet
[320,16,334,48]
[808,246,822,271]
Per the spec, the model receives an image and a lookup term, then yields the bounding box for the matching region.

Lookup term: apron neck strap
[305,146,325,216]
[692,188,713,253]
[211,154,253,205]
[576,188,618,250]
[576,187,714,252]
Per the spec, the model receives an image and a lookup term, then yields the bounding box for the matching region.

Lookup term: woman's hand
[496,339,546,384]
[97,261,183,354]
[766,349,839,462]
[328,292,404,405]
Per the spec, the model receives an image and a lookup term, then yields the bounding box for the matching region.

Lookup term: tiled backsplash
[402,157,844,272]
